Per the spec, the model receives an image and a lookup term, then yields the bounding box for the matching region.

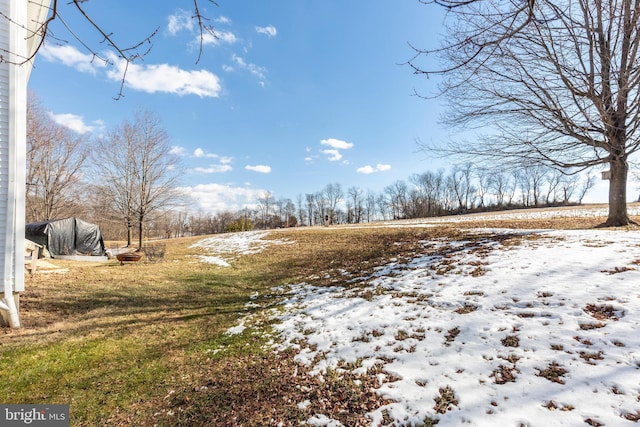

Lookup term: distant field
[2,205,640,426]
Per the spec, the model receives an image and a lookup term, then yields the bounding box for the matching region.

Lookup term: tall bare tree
[447,164,476,212]
[415,0,640,226]
[93,110,181,249]
[26,93,88,222]
[347,186,364,224]
[384,181,410,219]
[305,193,316,226]
[410,170,446,217]
[133,111,182,249]
[323,183,344,224]
[365,190,378,222]
[296,194,306,227]
[257,191,274,228]
[93,121,139,246]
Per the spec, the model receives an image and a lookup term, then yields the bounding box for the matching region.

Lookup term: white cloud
[192,164,233,174]
[357,164,392,174]
[202,30,238,46]
[106,55,222,98]
[319,138,354,162]
[170,146,187,156]
[191,151,234,173]
[39,44,105,74]
[255,25,277,38]
[41,44,222,98]
[180,183,265,212]
[47,112,93,134]
[169,10,236,48]
[167,9,194,35]
[215,16,232,25]
[194,148,225,158]
[245,164,271,173]
[357,165,375,174]
[322,149,343,162]
[192,149,233,165]
[230,54,267,81]
[321,138,354,150]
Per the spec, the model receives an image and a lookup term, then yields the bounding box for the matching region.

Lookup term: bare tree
[475,167,492,208]
[257,191,274,228]
[519,164,548,207]
[415,0,640,226]
[384,181,410,219]
[365,190,377,222]
[578,174,598,205]
[93,120,140,246]
[411,170,446,217]
[448,164,476,212]
[323,183,344,224]
[314,191,328,225]
[545,169,565,205]
[490,171,514,207]
[93,110,181,249]
[347,186,364,223]
[305,193,315,226]
[296,194,306,226]
[133,112,182,248]
[26,93,88,222]
[281,198,296,227]
[376,193,390,220]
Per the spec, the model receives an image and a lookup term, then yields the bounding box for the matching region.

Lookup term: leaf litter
[195,207,640,426]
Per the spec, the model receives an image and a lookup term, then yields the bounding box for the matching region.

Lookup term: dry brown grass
[1,212,635,426]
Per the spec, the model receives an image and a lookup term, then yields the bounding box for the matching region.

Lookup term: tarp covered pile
[25,217,106,257]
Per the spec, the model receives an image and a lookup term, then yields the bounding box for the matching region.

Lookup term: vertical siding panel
[0,0,10,292]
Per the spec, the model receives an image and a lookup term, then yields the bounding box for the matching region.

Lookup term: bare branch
[0,1,219,98]
[416,0,640,224]
[192,0,219,64]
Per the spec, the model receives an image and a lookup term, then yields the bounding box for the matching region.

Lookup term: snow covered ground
[190,230,293,267]
[194,210,640,426]
[385,204,640,225]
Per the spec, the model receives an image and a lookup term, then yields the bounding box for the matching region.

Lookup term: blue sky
[28,1,618,212]
[28,0,456,213]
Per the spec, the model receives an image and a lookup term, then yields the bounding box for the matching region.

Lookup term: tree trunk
[126,226,133,247]
[138,217,144,251]
[604,158,631,227]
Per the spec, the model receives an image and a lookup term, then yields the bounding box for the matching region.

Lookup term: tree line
[26,93,599,244]
[199,163,596,235]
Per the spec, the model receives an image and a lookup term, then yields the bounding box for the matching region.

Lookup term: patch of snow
[268,210,640,426]
[297,400,312,410]
[188,208,640,425]
[196,255,231,267]
[225,323,246,335]
[191,230,293,267]
[306,414,344,427]
[386,205,640,225]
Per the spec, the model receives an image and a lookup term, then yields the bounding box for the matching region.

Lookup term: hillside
[2,205,640,426]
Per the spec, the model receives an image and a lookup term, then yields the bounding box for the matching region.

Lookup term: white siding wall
[0,0,27,293]
[0,0,11,292]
